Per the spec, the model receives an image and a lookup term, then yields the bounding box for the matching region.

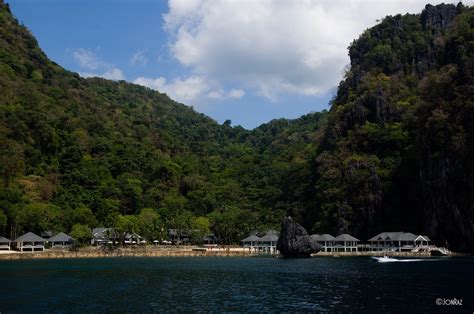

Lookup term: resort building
[91,228,117,245]
[259,231,279,254]
[242,235,260,250]
[333,234,360,252]
[124,232,146,245]
[168,229,190,244]
[241,230,279,254]
[203,234,218,246]
[14,232,46,251]
[0,236,11,250]
[367,232,431,252]
[311,234,336,252]
[49,232,74,249]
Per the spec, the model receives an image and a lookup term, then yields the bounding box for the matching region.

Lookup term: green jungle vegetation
[0,1,473,251]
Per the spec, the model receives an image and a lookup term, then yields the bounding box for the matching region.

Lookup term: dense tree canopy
[0,0,327,243]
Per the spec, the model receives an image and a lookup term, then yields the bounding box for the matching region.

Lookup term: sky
[7,0,471,129]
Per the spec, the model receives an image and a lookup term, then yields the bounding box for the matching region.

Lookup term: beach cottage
[91,228,117,245]
[241,230,279,254]
[311,234,336,252]
[203,234,218,246]
[124,232,146,245]
[0,236,11,250]
[14,232,46,251]
[368,232,431,252]
[258,232,279,254]
[49,232,74,249]
[241,235,260,252]
[334,234,360,252]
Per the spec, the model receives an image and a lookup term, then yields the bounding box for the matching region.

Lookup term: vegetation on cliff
[310,3,473,251]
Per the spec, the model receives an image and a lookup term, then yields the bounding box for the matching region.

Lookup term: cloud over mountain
[163,0,457,101]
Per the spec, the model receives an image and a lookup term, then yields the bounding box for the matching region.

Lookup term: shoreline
[0,246,255,260]
[0,246,470,260]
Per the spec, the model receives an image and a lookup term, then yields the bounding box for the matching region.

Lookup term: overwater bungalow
[367,232,431,252]
[0,236,11,250]
[49,232,74,249]
[334,234,360,252]
[14,232,46,251]
[311,234,336,252]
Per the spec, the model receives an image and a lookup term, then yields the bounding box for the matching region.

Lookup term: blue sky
[7,0,467,129]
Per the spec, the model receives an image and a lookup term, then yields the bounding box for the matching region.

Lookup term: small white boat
[371,256,399,262]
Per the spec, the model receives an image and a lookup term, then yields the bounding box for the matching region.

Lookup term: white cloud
[164,0,465,101]
[133,76,244,104]
[134,76,207,103]
[130,50,148,66]
[73,48,105,70]
[207,88,245,100]
[228,89,245,99]
[81,68,125,81]
[73,48,125,80]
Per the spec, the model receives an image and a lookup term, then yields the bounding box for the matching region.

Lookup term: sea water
[0,256,472,312]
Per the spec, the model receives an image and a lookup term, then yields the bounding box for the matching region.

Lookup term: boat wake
[371,256,428,263]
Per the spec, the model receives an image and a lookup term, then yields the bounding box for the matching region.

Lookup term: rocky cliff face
[421,3,459,29]
[311,3,474,252]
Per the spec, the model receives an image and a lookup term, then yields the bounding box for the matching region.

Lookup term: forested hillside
[0,0,326,244]
[0,1,472,251]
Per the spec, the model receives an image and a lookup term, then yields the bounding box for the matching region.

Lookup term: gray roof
[242,235,260,242]
[259,234,279,242]
[92,227,108,235]
[92,228,116,238]
[311,234,336,241]
[335,234,360,242]
[368,232,430,242]
[203,234,218,241]
[49,232,74,242]
[15,232,46,242]
[125,232,142,239]
[0,236,11,243]
[418,235,431,241]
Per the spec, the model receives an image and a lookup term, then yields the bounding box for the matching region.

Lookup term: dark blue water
[0,256,473,312]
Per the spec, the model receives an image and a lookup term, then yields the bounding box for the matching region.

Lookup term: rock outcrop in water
[277,217,320,257]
